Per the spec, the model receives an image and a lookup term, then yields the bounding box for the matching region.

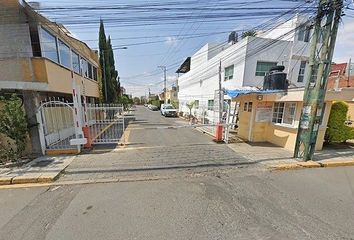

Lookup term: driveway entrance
[59,106,249,181]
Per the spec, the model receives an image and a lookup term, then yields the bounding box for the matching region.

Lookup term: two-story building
[0,0,100,154]
[177,15,314,122]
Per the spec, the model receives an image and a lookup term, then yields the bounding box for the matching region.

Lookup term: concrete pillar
[22,90,42,156]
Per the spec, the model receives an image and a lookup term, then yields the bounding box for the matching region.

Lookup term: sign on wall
[255,105,272,122]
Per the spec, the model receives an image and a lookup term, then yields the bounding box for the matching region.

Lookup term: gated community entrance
[36,82,125,155]
[36,82,234,155]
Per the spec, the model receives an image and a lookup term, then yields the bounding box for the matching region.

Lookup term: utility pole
[158,66,167,104]
[218,60,223,123]
[294,0,343,160]
[348,58,352,88]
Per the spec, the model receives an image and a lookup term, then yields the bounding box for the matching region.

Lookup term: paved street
[58,106,249,182]
[1,107,354,239]
[1,166,354,239]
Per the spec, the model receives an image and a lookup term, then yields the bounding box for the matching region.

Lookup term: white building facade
[177,15,315,123]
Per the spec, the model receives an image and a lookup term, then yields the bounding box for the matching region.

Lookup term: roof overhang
[176,57,191,74]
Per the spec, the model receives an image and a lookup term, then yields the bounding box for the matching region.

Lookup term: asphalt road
[1,106,353,239]
[58,106,249,182]
[1,167,354,239]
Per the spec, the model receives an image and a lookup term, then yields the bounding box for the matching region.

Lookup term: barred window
[272,102,296,125]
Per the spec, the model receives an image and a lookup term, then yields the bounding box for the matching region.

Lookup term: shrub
[0,94,28,163]
[325,101,354,143]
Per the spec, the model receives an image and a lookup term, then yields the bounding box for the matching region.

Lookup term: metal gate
[87,104,125,145]
[37,100,77,154]
[37,100,126,154]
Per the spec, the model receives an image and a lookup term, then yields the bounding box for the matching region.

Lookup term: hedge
[325,101,354,143]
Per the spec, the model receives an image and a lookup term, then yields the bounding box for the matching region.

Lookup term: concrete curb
[0,171,61,186]
[0,156,75,186]
[270,159,354,171]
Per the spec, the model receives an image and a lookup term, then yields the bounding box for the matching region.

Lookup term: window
[208,100,214,110]
[244,102,248,111]
[88,62,93,79]
[194,100,199,109]
[58,40,71,69]
[224,65,234,81]
[311,64,319,83]
[272,102,296,125]
[272,102,285,124]
[297,61,306,82]
[72,51,80,74]
[283,103,296,125]
[93,66,98,81]
[255,61,277,76]
[243,102,252,112]
[248,102,253,112]
[81,58,88,77]
[40,27,59,63]
[298,26,311,42]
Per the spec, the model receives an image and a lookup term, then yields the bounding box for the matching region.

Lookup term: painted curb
[319,160,354,168]
[270,160,354,171]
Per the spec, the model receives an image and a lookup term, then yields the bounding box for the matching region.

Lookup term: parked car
[161,104,177,117]
[148,104,159,111]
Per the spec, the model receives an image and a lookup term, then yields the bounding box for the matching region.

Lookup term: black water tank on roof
[263,65,288,90]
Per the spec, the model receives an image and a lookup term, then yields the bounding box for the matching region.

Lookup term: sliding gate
[87,104,125,145]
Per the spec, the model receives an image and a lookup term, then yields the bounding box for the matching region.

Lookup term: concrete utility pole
[348,58,352,88]
[158,66,167,104]
[294,0,343,160]
[218,60,223,123]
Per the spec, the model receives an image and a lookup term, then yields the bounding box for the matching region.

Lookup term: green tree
[0,95,28,162]
[133,97,141,105]
[186,101,195,118]
[107,36,119,102]
[99,20,119,103]
[325,101,354,143]
[241,30,256,39]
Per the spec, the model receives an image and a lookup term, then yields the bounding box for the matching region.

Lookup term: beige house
[159,87,178,104]
[234,88,354,151]
[0,0,100,154]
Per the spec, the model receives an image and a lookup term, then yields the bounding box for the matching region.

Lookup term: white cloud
[165,36,178,46]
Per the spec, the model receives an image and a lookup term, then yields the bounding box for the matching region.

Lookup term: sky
[34,0,354,97]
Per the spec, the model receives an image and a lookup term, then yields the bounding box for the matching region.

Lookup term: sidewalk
[227,142,354,170]
[0,155,75,185]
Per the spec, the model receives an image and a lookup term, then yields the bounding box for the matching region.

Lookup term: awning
[225,87,283,98]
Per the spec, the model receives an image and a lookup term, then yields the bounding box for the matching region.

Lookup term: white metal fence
[37,100,76,153]
[87,104,125,144]
[37,100,125,154]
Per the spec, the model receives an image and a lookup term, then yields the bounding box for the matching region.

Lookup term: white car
[161,104,177,117]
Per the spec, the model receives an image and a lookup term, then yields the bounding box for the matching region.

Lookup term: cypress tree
[99,20,112,103]
[107,36,118,102]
